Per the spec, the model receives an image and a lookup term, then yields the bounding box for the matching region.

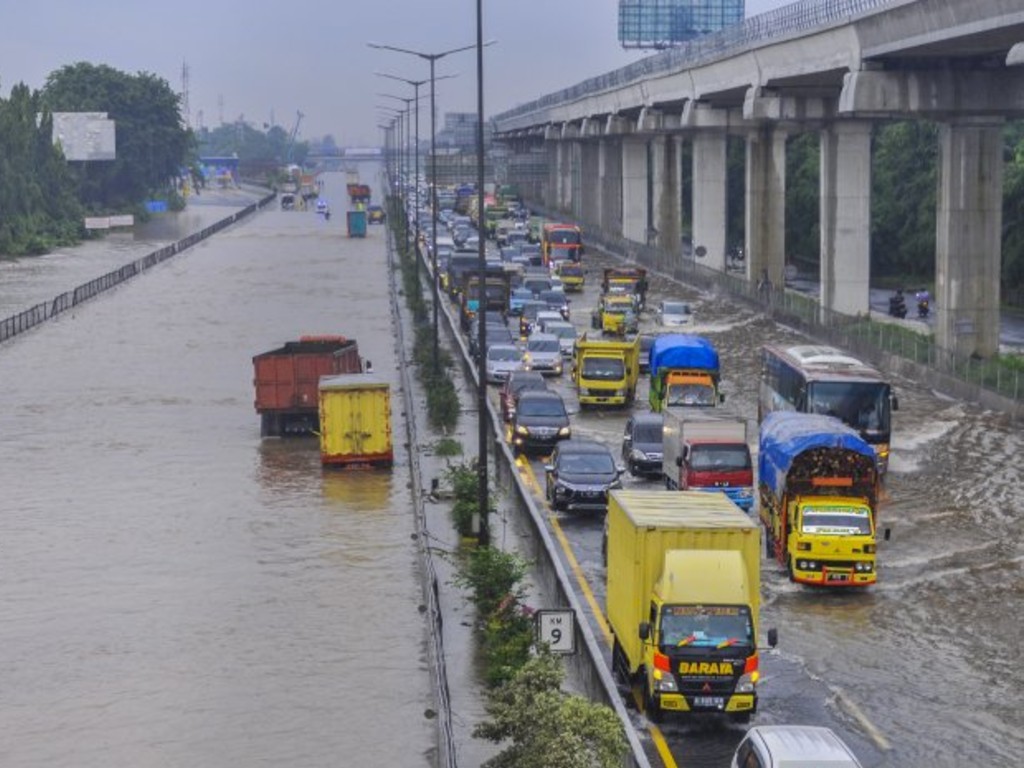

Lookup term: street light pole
[474,0,490,546]
[370,37,495,545]
[379,92,426,275]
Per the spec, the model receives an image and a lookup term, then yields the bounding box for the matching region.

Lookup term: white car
[523,333,563,376]
[485,343,523,384]
[731,726,863,768]
[656,299,692,326]
[539,320,577,357]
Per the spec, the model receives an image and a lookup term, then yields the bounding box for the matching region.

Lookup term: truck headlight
[652,669,678,692]
[515,425,529,436]
[736,671,759,692]
[558,426,571,437]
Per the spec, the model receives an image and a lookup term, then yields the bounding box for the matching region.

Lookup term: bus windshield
[660,605,753,650]
[808,382,890,435]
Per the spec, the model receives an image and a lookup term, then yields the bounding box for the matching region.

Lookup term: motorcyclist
[889,288,907,319]
[916,289,930,318]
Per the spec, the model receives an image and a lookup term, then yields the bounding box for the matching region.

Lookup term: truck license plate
[826,572,851,583]
[692,696,724,708]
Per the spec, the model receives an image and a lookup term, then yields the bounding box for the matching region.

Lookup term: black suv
[510,390,570,456]
[545,440,623,513]
[621,412,664,478]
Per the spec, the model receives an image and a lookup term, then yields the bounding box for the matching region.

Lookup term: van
[731,725,863,768]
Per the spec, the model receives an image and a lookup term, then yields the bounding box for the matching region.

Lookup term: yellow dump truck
[318,374,393,468]
[591,294,639,336]
[571,333,640,408]
[605,489,775,723]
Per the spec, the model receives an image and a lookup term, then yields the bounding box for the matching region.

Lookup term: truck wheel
[644,678,664,724]
[731,712,752,725]
[765,529,774,559]
[786,555,796,582]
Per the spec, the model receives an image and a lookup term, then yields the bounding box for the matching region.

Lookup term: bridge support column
[653,135,682,271]
[602,139,623,237]
[622,139,648,244]
[746,127,787,286]
[545,142,559,209]
[935,118,1003,358]
[579,142,600,232]
[692,132,728,271]
[820,120,871,315]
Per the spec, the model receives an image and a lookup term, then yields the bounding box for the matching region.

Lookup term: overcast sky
[0,0,790,147]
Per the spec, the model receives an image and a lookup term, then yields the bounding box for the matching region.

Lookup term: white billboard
[51,112,116,161]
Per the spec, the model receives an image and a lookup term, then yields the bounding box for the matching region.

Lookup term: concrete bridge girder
[839,68,1024,118]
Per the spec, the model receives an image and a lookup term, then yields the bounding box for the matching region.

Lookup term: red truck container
[253,336,362,436]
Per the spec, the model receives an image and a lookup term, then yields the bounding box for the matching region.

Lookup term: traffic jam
[415,187,1019,768]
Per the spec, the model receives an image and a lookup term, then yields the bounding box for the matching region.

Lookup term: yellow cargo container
[605,489,771,723]
[318,374,393,468]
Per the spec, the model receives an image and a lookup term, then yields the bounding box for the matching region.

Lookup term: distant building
[618,0,744,49]
[436,112,493,151]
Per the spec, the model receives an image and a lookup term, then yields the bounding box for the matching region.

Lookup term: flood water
[0,169,437,766]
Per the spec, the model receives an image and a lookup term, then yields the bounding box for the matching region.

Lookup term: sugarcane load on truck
[649,334,724,411]
[759,412,888,587]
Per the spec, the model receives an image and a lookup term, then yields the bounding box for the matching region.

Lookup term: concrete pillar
[653,136,682,271]
[820,121,872,315]
[580,142,600,232]
[746,126,787,286]
[622,139,648,244]
[570,142,582,221]
[595,139,608,232]
[546,141,558,209]
[603,139,624,237]
[692,132,728,271]
[935,118,1003,358]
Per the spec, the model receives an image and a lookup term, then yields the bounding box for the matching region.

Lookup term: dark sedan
[510,390,570,456]
[621,411,664,478]
[544,440,624,513]
[500,370,548,422]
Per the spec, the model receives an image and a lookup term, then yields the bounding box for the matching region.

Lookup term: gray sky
[0,0,789,147]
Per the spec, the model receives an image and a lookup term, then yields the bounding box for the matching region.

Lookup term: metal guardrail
[495,0,900,125]
[0,194,275,345]
[577,222,1024,413]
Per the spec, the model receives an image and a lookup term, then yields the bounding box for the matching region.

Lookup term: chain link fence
[578,223,1024,412]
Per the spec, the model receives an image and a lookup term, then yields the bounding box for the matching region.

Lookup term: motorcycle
[888,291,907,319]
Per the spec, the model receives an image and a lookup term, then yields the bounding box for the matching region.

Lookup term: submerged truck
[759,412,884,587]
[252,336,363,437]
[601,267,648,310]
[572,333,640,408]
[662,411,754,512]
[649,334,724,411]
[318,374,393,468]
[605,490,774,723]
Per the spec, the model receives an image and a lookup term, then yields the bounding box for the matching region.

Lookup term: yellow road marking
[519,458,680,768]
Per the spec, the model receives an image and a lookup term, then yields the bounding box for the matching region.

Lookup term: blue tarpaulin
[648,334,719,380]
[759,412,875,497]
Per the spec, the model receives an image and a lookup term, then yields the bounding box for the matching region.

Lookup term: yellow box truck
[604,489,774,723]
[318,374,393,468]
[571,333,640,408]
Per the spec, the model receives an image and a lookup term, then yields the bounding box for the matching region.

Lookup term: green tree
[41,62,193,211]
[871,121,938,280]
[1002,122,1024,305]
[474,651,628,768]
[785,131,820,272]
[0,80,82,254]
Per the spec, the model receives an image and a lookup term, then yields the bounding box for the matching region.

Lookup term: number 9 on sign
[535,609,576,654]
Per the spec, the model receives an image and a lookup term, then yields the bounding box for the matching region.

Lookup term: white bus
[758,344,898,472]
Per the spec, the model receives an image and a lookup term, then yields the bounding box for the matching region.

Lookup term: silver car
[485,343,523,384]
[540,320,577,357]
[656,299,692,327]
[523,333,563,376]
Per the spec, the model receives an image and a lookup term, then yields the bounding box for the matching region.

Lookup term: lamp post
[473,0,490,546]
[378,92,427,274]
[377,106,408,250]
[369,41,487,376]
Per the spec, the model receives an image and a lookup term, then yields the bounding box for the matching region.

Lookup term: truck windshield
[689,445,751,472]
[581,358,624,380]
[666,383,715,407]
[660,605,753,650]
[800,504,872,535]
